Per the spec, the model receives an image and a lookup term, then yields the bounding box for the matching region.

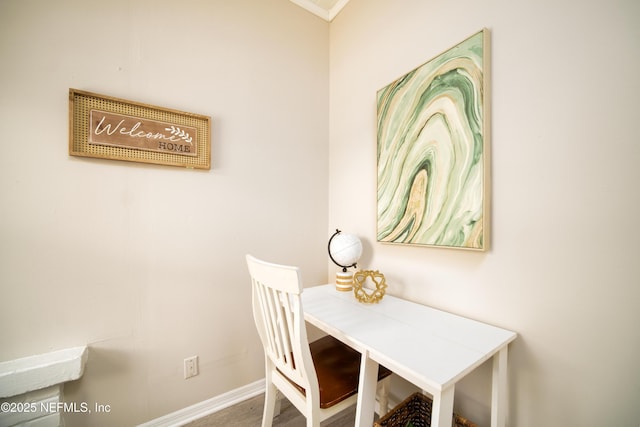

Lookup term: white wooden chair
[246,255,392,427]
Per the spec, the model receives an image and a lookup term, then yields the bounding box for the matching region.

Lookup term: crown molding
[289,0,350,22]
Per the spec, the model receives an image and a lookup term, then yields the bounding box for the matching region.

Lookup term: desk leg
[431,386,455,427]
[491,347,509,427]
[355,351,377,427]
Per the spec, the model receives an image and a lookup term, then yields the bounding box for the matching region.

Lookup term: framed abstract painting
[377,29,490,250]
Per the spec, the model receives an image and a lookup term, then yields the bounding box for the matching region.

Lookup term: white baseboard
[137,379,265,427]
[137,377,400,427]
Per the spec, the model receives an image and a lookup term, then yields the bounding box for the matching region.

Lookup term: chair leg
[377,376,391,415]
[262,381,278,427]
[273,390,282,417]
[305,402,321,427]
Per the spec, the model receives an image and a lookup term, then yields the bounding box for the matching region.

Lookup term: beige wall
[0,0,329,425]
[328,0,640,426]
[2,0,639,426]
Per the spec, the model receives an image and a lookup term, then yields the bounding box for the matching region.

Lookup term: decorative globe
[328,230,363,270]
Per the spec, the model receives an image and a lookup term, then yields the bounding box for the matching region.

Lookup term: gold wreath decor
[352,270,387,304]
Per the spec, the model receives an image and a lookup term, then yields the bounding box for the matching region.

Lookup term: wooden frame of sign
[69,89,211,170]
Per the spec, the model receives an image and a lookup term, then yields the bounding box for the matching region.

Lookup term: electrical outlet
[184,356,199,379]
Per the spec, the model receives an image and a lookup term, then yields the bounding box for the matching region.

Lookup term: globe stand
[335,269,354,292]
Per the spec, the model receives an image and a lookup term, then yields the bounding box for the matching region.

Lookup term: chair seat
[310,335,392,409]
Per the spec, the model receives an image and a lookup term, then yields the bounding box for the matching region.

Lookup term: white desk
[302,285,517,427]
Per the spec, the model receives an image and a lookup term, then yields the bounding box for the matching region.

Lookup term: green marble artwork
[377,30,488,250]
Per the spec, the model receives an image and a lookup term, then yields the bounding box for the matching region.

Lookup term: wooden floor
[183,393,359,427]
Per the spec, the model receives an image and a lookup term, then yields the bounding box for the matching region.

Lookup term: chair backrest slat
[247,255,316,392]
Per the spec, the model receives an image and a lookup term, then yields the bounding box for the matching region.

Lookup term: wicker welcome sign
[69,89,211,169]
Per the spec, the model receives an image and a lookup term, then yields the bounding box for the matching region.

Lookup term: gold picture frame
[69,89,211,170]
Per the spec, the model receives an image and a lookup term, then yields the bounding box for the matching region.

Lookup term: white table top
[302,284,517,393]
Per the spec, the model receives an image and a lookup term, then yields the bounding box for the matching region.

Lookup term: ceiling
[288,0,351,21]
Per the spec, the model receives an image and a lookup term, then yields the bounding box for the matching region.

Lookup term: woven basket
[374,392,478,427]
